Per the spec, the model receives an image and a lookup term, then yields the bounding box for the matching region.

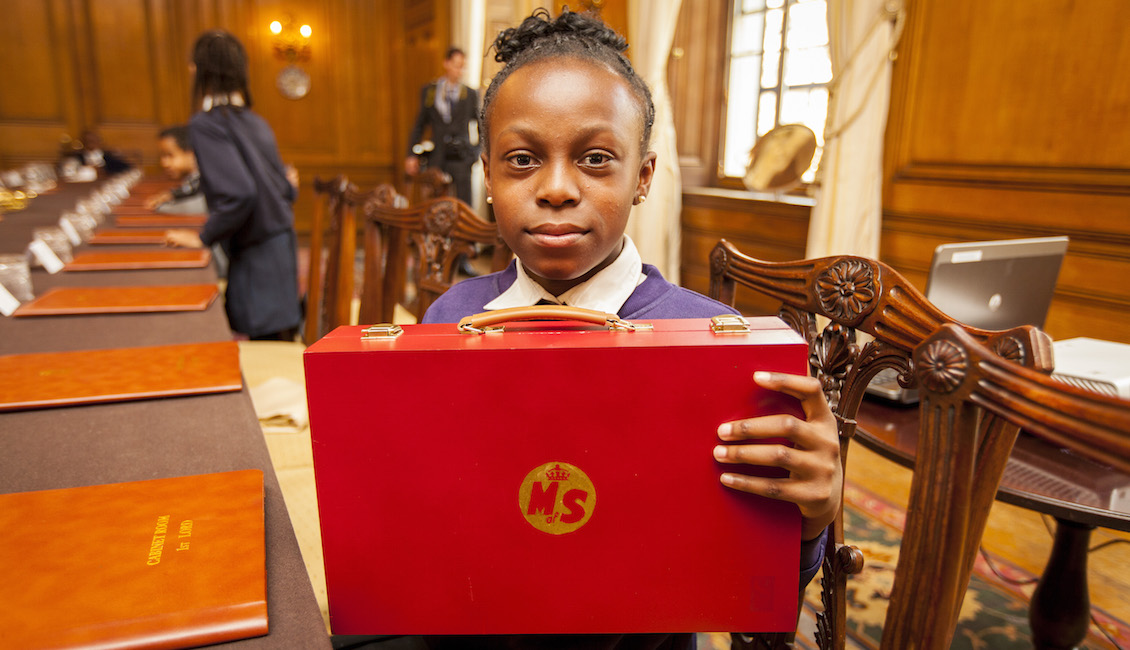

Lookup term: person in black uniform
[404,47,480,206]
[164,30,301,341]
[63,129,133,176]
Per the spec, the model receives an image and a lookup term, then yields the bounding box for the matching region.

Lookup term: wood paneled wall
[0,0,453,234]
[7,0,1126,341]
[884,0,1130,343]
[674,0,1130,343]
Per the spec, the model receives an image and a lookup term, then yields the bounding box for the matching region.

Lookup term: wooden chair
[304,175,353,344]
[357,195,510,324]
[407,167,454,204]
[707,239,1054,649]
[885,323,1130,649]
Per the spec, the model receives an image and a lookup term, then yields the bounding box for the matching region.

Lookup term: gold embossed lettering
[175,519,194,551]
[518,463,596,535]
[146,515,170,565]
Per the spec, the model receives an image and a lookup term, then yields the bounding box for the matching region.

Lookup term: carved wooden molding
[890,161,1130,196]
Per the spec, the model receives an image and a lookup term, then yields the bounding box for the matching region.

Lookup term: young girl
[421,9,841,649]
[165,30,301,341]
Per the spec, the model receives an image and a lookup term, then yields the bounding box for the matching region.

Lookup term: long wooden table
[856,397,1130,649]
[0,181,331,648]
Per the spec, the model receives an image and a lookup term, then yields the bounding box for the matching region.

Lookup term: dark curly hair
[191,30,253,110]
[480,8,655,156]
[158,125,192,152]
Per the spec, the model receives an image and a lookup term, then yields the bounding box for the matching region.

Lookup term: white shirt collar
[485,235,646,314]
[202,93,246,111]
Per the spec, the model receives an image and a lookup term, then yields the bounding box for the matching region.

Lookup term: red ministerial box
[304,312,808,635]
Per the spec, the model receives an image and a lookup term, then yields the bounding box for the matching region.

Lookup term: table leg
[1029,518,1095,649]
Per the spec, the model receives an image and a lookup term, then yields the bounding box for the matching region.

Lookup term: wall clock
[276,65,310,100]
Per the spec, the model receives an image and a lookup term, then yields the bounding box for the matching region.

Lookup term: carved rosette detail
[992,335,1026,365]
[424,202,457,236]
[419,202,458,283]
[919,340,968,394]
[815,260,876,321]
[709,245,729,275]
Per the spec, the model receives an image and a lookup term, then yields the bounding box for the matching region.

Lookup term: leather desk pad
[13,284,219,316]
[65,249,211,270]
[0,340,242,411]
[114,214,207,227]
[89,229,175,244]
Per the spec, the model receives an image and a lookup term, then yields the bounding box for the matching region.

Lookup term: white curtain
[805,0,905,259]
[452,0,488,213]
[628,0,683,283]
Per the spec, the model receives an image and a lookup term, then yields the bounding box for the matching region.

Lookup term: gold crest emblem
[518,462,595,535]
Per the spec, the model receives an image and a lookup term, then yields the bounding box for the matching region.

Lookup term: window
[723,0,831,183]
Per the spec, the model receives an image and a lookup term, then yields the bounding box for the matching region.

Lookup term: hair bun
[492,8,627,64]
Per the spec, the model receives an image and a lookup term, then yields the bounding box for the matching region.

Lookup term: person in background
[419,9,841,649]
[405,47,484,277]
[165,30,301,342]
[405,46,480,206]
[62,129,133,177]
[145,125,206,214]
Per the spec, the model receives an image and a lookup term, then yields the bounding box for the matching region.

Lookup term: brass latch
[710,315,751,334]
[362,323,403,339]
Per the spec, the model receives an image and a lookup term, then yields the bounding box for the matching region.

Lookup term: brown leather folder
[13,284,218,316]
[115,214,207,227]
[0,470,268,649]
[0,340,242,411]
[89,229,174,244]
[65,249,211,271]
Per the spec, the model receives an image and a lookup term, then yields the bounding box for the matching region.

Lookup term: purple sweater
[420,261,828,649]
[423,261,740,323]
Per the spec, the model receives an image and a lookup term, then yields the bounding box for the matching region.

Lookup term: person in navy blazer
[404,47,480,205]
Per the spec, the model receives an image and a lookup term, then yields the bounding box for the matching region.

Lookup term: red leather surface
[13,284,218,316]
[115,214,208,227]
[0,340,242,411]
[304,317,806,635]
[89,229,174,244]
[0,470,268,649]
[65,249,211,270]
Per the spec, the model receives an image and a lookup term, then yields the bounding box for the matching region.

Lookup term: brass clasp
[362,323,403,339]
[710,315,751,334]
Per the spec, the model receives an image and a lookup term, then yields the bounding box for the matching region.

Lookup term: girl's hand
[713,371,842,541]
[144,191,172,210]
[164,229,203,248]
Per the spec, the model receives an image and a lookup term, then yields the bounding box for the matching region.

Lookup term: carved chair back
[408,167,454,204]
[884,323,1130,649]
[305,175,353,344]
[357,195,510,323]
[708,239,1054,649]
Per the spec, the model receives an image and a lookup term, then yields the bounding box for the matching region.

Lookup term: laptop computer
[867,236,1069,403]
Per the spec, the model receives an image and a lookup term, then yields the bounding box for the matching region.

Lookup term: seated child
[420,9,842,650]
[145,125,207,214]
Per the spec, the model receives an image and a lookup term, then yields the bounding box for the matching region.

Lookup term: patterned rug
[786,481,1130,650]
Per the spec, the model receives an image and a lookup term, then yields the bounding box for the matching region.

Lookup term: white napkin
[248,376,309,429]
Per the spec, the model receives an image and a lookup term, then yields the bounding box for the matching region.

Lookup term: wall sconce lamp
[270,17,312,63]
[269,16,312,100]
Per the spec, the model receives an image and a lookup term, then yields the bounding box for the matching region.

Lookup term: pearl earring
[636,194,647,205]
[486,196,493,204]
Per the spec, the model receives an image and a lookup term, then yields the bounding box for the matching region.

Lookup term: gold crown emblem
[545,464,571,481]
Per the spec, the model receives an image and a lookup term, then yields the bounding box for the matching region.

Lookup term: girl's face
[483,58,656,296]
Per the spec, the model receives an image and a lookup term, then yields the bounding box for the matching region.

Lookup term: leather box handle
[457,305,649,333]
